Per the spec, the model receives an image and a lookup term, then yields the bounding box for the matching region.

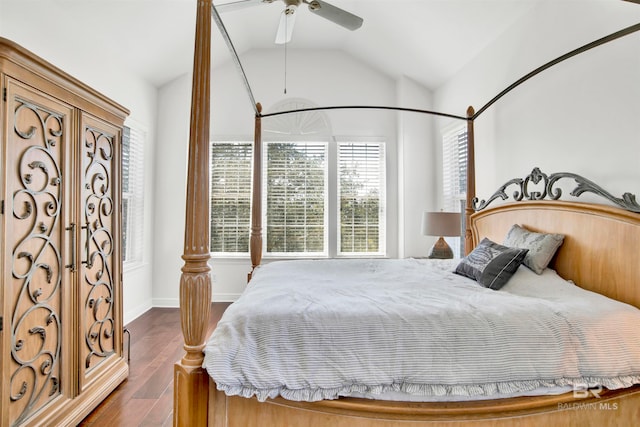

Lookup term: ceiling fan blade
[215,0,270,13]
[306,0,363,31]
[275,5,297,44]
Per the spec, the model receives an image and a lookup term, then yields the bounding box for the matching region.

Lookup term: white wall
[434,1,640,202]
[396,77,439,258]
[152,48,436,304]
[152,75,191,307]
[1,5,159,324]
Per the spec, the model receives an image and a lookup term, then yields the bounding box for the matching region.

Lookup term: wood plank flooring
[79,303,231,427]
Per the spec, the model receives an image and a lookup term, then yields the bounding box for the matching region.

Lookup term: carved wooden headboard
[470,168,640,309]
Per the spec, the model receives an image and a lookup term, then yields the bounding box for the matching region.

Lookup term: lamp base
[428,236,454,259]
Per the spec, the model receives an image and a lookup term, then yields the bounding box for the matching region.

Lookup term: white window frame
[263,140,329,258]
[441,122,467,258]
[209,140,253,257]
[122,122,146,268]
[209,99,388,259]
[336,139,386,257]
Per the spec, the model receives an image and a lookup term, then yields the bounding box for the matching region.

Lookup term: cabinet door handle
[80,222,93,268]
[65,223,76,272]
[81,222,92,268]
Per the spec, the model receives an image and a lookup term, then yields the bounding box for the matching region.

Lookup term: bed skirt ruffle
[215,375,640,403]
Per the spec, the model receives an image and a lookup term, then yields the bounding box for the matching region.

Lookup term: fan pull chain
[283,19,288,94]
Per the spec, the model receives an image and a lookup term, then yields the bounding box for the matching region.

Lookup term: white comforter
[203,259,640,402]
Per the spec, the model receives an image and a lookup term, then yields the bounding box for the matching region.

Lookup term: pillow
[455,238,528,290]
[503,224,564,274]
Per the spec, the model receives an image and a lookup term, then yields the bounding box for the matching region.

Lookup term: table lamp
[421,211,461,259]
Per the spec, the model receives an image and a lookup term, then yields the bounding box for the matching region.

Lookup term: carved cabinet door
[2,79,75,426]
[77,113,123,390]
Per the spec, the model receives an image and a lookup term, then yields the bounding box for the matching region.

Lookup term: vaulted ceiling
[2,0,639,90]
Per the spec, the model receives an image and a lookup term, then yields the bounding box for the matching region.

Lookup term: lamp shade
[421,212,461,237]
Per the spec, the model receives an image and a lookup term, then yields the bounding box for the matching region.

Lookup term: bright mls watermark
[557,384,619,411]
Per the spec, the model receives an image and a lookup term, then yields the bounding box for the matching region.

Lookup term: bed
[198,197,640,427]
[172,1,640,425]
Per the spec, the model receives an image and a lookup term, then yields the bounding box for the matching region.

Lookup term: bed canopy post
[249,103,263,280]
[173,0,212,426]
[464,106,476,255]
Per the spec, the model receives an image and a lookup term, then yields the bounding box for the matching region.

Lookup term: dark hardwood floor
[79,303,231,427]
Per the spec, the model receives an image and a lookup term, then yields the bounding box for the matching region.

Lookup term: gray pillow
[455,238,528,290]
[503,224,564,274]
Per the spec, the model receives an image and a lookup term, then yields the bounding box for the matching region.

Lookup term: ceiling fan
[216,0,364,44]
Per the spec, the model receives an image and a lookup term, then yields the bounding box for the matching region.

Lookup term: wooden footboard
[208,380,640,426]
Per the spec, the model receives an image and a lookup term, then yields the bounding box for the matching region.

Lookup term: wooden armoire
[0,38,129,426]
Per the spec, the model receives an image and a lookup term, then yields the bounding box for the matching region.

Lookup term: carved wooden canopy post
[173,0,212,426]
[464,106,475,256]
[249,103,263,281]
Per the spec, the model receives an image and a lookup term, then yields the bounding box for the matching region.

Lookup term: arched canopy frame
[211,5,640,124]
[174,2,640,425]
[210,3,640,267]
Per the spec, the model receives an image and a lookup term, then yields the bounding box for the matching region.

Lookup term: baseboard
[212,293,241,302]
[152,297,180,308]
[153,294,239,308]
[124,300,153,325]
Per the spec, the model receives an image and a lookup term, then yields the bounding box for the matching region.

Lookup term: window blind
[442,124,468,257]
[210,142,253,254]
[265,142,327,255]
[442,125,468,212]
[122,125,145,265]
[338,142,386,255]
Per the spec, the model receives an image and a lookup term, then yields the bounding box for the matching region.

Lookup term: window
[210,99,386,258]
[441,123,468,257]
[209,139,386,257]
[266,142,327,255]
[122,125,146,265]
[442,124,468,212]
[210,142,253,254]
[338,142,385,255]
